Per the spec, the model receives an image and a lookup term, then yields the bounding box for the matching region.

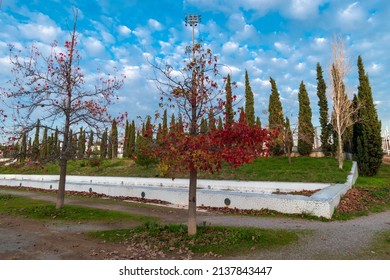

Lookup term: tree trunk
[288,147,292,164]
[56,113,70,208]
[56,157,67,208]
[188,169,197,236]
[337,133,344,170]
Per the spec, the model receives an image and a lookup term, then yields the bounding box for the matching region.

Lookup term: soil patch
[272,189,320,196]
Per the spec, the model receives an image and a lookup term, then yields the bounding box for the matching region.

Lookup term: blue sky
[1,0,389,135]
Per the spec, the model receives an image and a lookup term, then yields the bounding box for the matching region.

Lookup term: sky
[0,0,389,136]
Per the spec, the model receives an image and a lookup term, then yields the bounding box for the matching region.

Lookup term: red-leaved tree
[2,12,124,208]
[152,43,271,235]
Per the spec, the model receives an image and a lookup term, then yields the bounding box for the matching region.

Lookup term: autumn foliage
[153,120,271,176]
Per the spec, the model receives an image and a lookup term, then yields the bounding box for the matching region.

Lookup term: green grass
[0,157,353,183]
[202,157,352,182]
[355,163,390,189]
[88,222,301,256]
[357,230,390,259]
[0,194,155,223]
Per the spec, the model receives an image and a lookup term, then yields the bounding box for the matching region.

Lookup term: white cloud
[118,25,132,36]
[337,2,366,30]
[222,41,239,53]
[295,62,306,71]
[368,63,382,74]
[123,65,141,81]
[84,37,105,56]
[16,12,63,43]
[133,27,152,45]
[19,23,62,43]
[148,19,163,31]
[274,41,291,54]
[284,0,323,20]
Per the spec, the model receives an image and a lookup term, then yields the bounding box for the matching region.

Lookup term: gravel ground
[0,189,389,260]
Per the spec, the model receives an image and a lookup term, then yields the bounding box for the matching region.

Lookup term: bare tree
[2,12,124,208]
[329,36,358,170]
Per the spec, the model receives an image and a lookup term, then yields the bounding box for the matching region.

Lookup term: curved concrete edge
[0,174,329,193]
[0,161,358,219]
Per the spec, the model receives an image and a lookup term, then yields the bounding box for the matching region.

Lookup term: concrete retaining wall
[0,161,358,218]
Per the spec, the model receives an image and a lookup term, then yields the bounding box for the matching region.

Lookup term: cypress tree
[77,127,86,159]
[217,116,223,130]
[156,123,162,143]
[225,74,234,126]
[200,118,208,134]
[285,116,293,163]
[32,119,40,160]
[110,119,118,159]
[40,126,48,160]
[316,63,333,156]
[19,132,27,163]
[353,56,383,176]
[145,116,153,141]
[297,81,314,156]
[244,70,255,126]
[129,120,136,156]
[209,108,216,131]
[256,117,261,128]
[100,128,108,159]
[268,77,285,155]
[28,137,32,158]
[87,131,94,158]
[177,114,184,132]
[107,133,113,159]
[68,129,77,160]
[238,107,246,123]
[123,120,130,158]
[162,110,168,137]
[170,113,176,133]
[54,128,59,159]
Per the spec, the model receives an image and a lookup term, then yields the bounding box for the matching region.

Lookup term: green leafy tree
[87,131,94,158]
[162,110,168,137]
[32,119,40,160]
[225,74,234,126]
[353,56,383,176]
[123,120,130,158]
[297,81,314,156]
[135,118,157,167]
[268,77,284,155]
[217,116,223,130]
[110,119,118,159]
[40,126,48,160]
[285,116,293,164]
[77,127,86,159]
[100,128,108,159]
[170,113,176,133]
[208,108,216,131]
[316,63,333,156]
[129,120,136,157]
[200,117,208,134]
[244,70,255,126]
[256,116,261,128]
[19,132,27,163]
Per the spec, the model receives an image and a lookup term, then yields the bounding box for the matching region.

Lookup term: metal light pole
[185,14,201,58]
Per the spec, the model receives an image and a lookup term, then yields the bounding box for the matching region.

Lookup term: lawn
[0,193,155,223]
[88,222,302,257]
[0,156,353,183]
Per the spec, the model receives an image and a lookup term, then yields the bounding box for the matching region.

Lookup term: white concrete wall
[0,162,358,219]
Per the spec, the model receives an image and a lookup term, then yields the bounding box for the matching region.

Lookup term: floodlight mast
[185,14,201,58]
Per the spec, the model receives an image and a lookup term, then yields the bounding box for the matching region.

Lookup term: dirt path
[0,189,389,260]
